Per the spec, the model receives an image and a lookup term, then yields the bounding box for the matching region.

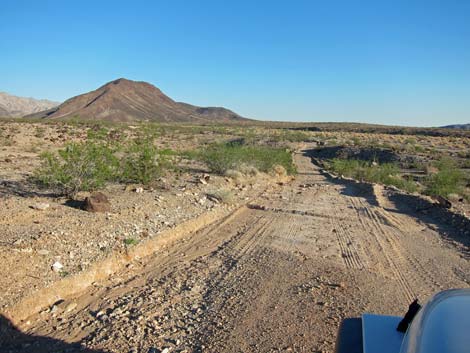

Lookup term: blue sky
[1,0,469,126]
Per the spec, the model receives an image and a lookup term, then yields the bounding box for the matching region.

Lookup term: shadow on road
[388,192,470,252]
[0,315,104,353]
[301,148,379,206]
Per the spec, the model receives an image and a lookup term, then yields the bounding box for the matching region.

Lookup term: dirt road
[3,147,469,353]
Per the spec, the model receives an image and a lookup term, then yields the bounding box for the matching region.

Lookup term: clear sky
[1,0,469,126]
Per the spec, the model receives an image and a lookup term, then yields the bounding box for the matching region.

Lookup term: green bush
[34,141,119,197]
[328,159,417,192]
[424,158,465,198]
[124,238,139,246]
[120,140,170,185]
[270,130,312,143]
[199,143,296,175]
[34,138,174,196]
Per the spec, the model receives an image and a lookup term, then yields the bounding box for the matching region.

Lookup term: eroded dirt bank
[2,147,469,353]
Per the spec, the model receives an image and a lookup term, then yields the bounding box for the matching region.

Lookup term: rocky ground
[0,122,283,312]
[1,145,468,353]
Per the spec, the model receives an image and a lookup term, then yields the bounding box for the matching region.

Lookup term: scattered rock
[434,195,452,209]
[83,192,111,213]
[38,249,50,256]
[51,261,64,272]
[31,203,50,211]
[135,187,144,193]
[247,204,267,211]
[65,302,77,312]
[272,164,287,177]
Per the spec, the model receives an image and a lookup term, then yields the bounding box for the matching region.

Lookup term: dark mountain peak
[27,78,248,123]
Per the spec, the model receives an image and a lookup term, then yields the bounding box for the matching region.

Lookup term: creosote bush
[199,142,296,175]
[120,140,170,185]
[327,159,417,193]
[424,158,465,198]
[34,139,173,197]
[35,142,119,197]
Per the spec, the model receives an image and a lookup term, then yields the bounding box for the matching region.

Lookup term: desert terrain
[0,119,469,353]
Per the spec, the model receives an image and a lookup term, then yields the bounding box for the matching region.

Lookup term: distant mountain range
[441,124,470,130]
[28,78,247,123]
[0,92,59,117]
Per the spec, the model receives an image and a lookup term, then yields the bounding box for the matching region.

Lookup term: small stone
[83,192,111,213]
[65,302,77,312]
[38,249,50,256]
[135,187,144,193]
[51,261,64,272]
[31,203,49,211]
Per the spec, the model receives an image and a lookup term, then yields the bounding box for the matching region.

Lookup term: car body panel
[399,289,470,353]
[362,314,403,353]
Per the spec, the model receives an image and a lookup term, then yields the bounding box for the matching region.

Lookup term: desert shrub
[270,130,312,143]
[86,126,109,140]
[225,169,244,181]
[424,158,465,198]
[35,141,119,197]
[120,140,171,185]
[413,144,425,153]
[238,164,260,176]
[179,149,200,161]
[34,126,46,138]
[328,159,417,192]
[207,188,234,204]
[404,137,417,145]
[124,238,139,246]
[351,136,362,146]
[199,143,296,175]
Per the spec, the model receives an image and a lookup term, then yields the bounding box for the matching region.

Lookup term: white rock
[51,261,63,272]
[135,187,144,193]
[31,203,49,211]
[65,302,77,312]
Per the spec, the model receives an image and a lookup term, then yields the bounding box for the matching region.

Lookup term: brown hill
[29,78,247,122]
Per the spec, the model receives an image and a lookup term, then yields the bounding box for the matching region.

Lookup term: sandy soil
[1,146,468,353]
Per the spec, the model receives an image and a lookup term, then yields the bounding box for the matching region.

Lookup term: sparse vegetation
[34,126,46,138]
[198,142,296,175]
[120,140,171,185]
[327,159,417,193]
[424,158,466,198]
[34,141,119,197]
[34,136,176,195]
[207,188,234,204]
[124,237,139,246]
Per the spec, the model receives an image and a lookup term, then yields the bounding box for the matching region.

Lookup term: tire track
[367,205,442,294]
[330,199,365,270]
[349,197,416,303]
